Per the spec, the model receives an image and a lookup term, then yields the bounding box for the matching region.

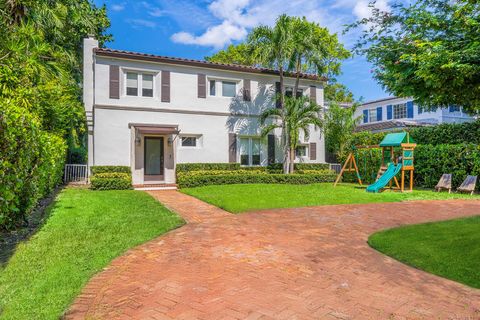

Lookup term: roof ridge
[94,47,325,81]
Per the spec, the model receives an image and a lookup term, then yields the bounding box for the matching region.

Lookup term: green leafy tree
[324,102,361,160]
[205,43,259,66]
[260,96,323,173]
[324,83,355,104]
[349,0,480,113]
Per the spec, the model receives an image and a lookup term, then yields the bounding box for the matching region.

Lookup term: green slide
[366,163,403,193]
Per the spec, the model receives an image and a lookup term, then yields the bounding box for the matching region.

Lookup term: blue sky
[93,0,391,102]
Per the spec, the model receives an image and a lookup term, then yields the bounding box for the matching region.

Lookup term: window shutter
[243,79,251,101]
[449,105,454,112]
[377,106,382,121]
[310,85,317,103]
[198,74,206,98]
[109,65,120,99]
[418,105,423,114]
[161,71,170,102]
[268,134,275,164]
[387,105,393,120]
[275,82,281,108]
[407,101,414,118]
[228,133,237,163]
[363,110,369,123]
[309,142,317,161]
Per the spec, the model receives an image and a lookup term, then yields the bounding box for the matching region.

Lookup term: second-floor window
[368,109,378,122]
[209,80,237,97]
[393,103,407,119]
[286,88,303,98]
[126,72,154,97]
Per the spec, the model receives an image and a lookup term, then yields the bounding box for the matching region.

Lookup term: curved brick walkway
[66,194,480,319]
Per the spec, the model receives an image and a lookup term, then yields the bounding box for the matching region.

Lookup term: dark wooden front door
[144,137,164,177]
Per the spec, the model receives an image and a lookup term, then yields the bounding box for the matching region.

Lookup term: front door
[144,137,164,180]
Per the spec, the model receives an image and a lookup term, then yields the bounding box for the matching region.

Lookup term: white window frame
[295,144,309,158]
[393,103,407,119]
[123,70,156,98]
[285,87,304,98]
[239,136,262,166]
[179,134,202,149]
[368,109,378,122]
[207,77,240,98]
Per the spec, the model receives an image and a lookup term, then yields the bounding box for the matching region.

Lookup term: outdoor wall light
[168,136,173,146]
[135,128,141,146]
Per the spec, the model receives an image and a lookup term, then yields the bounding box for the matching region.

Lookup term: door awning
[129,123,180,135]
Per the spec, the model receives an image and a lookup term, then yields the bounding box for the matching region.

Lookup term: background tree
[324,102,361,160]
[349,0,480,113]
[205,43,259,66]
[260,96,323,173]
[324,83,356,104]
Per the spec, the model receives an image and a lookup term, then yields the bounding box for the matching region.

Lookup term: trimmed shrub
[267,163,331,171]
[177,169,269,179]
[1,104,66,229]
[176,163,241,172]
[90,172,132,190]
[90,166,131,174]
[178,172,337,188]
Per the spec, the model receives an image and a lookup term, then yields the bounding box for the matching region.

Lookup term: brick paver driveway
[66,192,480,319]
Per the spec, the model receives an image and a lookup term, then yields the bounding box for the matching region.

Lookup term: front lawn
[369,216,480,288]
[0,188,184,320]
[182,183,480,213]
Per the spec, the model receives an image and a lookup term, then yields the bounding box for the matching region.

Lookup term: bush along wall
[89,166,132,190]
[176,163,336,188]
[0,105,66,230]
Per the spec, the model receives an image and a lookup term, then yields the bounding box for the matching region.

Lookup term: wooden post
[401,170,405,192]
[351,153,363,186]
[334,153,352,187]
[409,169,414,191]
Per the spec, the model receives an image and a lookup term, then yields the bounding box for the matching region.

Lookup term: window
[126,72,138,96]
[222,81,236,97]
[295,145,307,157]
[449,105,461,112]
[393,103,407,119]
[240,137,261,166]
[142,74,153,97]
[285,88,303,98]
[181,137,197,147]
[209,80,216,96]
[368,109,378,122]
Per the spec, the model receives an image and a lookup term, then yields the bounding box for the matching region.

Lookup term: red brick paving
[66,194,480,319]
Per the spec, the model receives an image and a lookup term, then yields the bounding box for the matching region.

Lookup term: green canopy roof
[379,132,415,147]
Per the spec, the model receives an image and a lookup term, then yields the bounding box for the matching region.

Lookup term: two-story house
[83,37,326,186]
[354,97,474,132]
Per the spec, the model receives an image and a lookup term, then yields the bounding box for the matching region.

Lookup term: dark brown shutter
[198,74,206,98]
[275,82,281,108]
[228,133,237,163]
[310,85,317,103]
[161,70,170,102]
[310,142,317,160]
[268,134,275,164]
[109,65,120,99]
[243,79,251,101]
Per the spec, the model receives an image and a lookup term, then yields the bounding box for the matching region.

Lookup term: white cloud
[140,1,164,17]
[111,3,125,12]
[127,19,157,29]
[171,21,247,48]
[353,0,390,20]
[170,0,391,48]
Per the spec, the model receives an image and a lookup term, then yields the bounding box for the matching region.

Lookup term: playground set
[334,132,417,193]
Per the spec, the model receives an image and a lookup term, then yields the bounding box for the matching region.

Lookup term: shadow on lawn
[0,186,65,267]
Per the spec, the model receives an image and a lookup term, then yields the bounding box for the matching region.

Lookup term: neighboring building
[354,96,474,133]
[83,37,326,186]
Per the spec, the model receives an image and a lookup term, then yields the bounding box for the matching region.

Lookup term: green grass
[182,183,480,213]
[0,188,184,320]
[368,216,480,288]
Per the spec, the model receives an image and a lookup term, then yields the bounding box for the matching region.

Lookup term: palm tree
[260,96,323,173]
[248,14,296,173]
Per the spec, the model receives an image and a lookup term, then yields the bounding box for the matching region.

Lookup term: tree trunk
[294,57,301,96]
[279,67,289,174]
[290,145,295,173]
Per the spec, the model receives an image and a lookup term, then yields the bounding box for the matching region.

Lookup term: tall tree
[348,0,480,113]
[324,102,360,160]
[248,14,296,173]
[324,83,355,104]
[205,43,259,66]
[260,96,323,173]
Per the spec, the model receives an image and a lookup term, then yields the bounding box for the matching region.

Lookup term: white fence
[64,164,88,184]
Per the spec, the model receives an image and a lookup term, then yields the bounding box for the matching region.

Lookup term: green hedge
[1,104,66,229]
[90,166,131,174]
[90,172,132,190]
[179,173,337,188]
[266,163,331,171]
[176,163,241,172]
